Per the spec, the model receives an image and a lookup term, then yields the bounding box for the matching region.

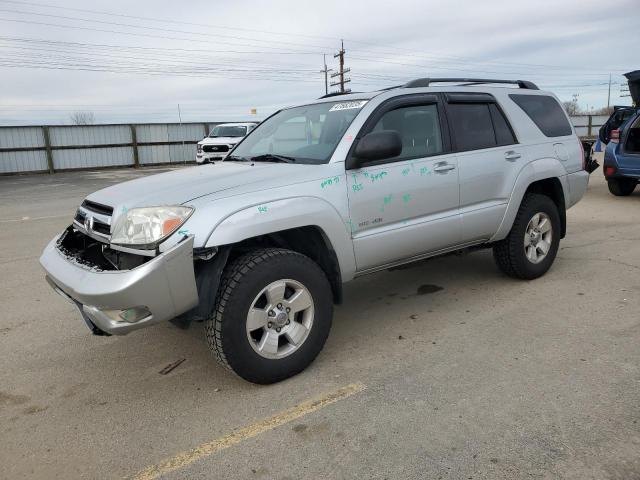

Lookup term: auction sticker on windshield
[329,100,368,112]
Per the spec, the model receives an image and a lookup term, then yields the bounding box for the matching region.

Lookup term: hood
[85,162,326,216]
[625,70,640,104]
[199,136,243,145]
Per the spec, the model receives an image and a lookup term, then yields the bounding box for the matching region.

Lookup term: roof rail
[317,91,359,99]
[404,78,539,90]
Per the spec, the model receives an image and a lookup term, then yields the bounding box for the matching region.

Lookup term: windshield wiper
[225,154,250,162]
[250,153,296,163]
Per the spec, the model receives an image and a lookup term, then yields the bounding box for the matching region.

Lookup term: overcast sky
[1,0,638,125]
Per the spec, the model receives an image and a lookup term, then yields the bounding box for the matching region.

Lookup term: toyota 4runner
[40,78,591,384]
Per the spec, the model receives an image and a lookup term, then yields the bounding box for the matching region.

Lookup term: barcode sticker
[329,100,368,112]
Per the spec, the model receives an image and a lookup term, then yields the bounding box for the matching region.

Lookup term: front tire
[607,178,636,196]
[205,248,333,384]
[493,193,561,280]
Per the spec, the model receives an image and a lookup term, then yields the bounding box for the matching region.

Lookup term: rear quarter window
[509,94,573,137]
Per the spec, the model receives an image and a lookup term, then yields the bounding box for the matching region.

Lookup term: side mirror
[349,130,402,169]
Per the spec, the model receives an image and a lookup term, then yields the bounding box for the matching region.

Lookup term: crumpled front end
[40,227,198,335]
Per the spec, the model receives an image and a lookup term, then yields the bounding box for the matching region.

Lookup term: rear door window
[509,94,573,137]
[489,104,516,146]
[447,103,496,151]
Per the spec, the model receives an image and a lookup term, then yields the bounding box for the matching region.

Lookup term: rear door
[444,93,524,242]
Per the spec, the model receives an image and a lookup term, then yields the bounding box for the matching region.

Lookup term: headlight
[197,143,202,152]
[110,206,193,248]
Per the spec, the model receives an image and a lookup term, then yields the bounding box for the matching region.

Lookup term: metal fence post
[130,124,140,168]
[203,123,208,137]
[587,115,593,138]
[42,126,54,174]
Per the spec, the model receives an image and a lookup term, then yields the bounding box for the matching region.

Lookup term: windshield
[229,100,367,164]
[210,125,247,137]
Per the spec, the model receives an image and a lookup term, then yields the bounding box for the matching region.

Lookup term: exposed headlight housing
[197,143,203,152]
[110,206,193,248]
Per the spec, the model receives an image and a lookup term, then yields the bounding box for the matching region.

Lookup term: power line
[0,0,629,74]
[0,7,335,52]
[0,17,327,53]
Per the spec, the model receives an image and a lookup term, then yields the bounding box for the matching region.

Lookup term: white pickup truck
[40,78,591,384]
[196,122,257,164]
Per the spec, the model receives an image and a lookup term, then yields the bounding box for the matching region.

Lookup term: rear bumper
[40,235,198,335]
[603,144,640,179]
[566,170,590,208]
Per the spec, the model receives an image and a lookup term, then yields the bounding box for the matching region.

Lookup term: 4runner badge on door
[329,100,368,112]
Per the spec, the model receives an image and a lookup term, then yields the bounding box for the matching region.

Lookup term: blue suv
[602,70,640,196]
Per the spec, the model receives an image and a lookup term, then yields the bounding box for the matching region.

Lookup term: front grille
[74,199,114,241]
[202,144,229,153]
[92,220,111,235]
[74,210,85,224]
[82,200,114,216]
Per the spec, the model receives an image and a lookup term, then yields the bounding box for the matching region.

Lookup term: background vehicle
[41,78,590,384]
[599,106,638,144]
[603,70,640,196]
[196,122,257,164]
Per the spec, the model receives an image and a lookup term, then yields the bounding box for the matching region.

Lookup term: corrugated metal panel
[167,123,206,142]
[168,144,197,163]
[570,115,606,137]
[53,147,133,170]
[0,127,45,148]
[135,124,169,143]
[138,144,202,164]
[0,150,48,173]
[138,145,170,165]
[49,125,131,146]
[0,123,239,173]
[570,115,607,126]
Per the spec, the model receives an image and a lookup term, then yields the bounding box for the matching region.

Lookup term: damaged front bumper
[39,230,198,335]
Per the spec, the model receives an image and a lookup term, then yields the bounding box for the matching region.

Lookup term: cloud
[0,0,637,125]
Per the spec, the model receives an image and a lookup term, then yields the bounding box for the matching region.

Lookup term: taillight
[579,140,586,170]
[610,129,620,143]
[604,165,617,177]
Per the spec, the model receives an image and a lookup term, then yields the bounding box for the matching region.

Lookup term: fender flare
[490,158,569,242]
[204,196,357,281]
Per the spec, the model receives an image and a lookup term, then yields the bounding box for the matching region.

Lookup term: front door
[346,96,461,271]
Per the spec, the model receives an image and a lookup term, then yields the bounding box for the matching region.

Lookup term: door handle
[505,151,521,161]
[433,163,456,173]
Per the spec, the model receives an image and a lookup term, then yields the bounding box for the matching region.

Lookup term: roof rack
[404,78,539,90]
[317,91,359,99]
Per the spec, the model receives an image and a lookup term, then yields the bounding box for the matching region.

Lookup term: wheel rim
[245,279,314,359]
[524,212,553,264]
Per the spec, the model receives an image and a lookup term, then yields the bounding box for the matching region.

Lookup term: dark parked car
[603,70,640,196]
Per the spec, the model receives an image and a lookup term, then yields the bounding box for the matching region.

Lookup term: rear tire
[607,178,636,196]
[205,248,333,384]
[493,193,561,280]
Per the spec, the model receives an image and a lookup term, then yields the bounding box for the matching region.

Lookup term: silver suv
[40,78,591,384]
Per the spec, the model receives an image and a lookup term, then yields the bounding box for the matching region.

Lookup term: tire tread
[205,248,328,379]
[493,193,559,280]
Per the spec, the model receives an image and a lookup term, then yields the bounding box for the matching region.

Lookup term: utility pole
[178,104,186,164]
[607,73,612,110]
[320,54,332,95]
[330,40,351,94]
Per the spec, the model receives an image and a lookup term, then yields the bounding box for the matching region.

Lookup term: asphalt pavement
[1,159,639,479]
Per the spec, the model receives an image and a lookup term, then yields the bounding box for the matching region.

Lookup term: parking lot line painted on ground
[131,382,367,480]
[0,213,72,223]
